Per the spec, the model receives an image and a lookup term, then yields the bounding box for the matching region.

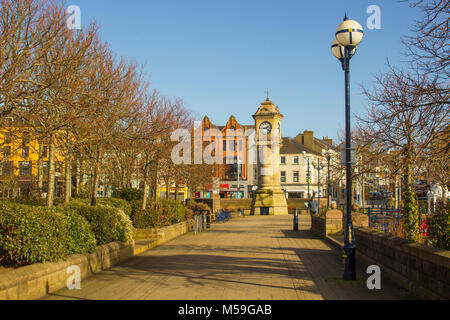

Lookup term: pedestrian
[308,195,317,215]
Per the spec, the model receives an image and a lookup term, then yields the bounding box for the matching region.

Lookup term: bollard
[194,215,198,235]
[206,212,211,229]
[293,208,299,231]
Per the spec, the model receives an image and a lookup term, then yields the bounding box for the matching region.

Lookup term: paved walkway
[44,215,416,300]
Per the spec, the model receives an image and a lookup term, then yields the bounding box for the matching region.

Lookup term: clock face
[259,121,272,135]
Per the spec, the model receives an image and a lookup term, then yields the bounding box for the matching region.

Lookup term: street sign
[340,142,356,167]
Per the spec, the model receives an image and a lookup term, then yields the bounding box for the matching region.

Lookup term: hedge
[131,199,187,229]
[0,202,96,267]
[60,202,133,245]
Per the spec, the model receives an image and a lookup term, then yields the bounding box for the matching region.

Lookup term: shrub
[161,199,185,225]
[187,200,211,214]
[425,202,450,250]
[129,199,144,215]
[60,208,97,255]
[131,199,186,229]
[0,202,68,266]
[97,198,132,216]
[115,188,143,202]
[132,208,159,229]
[184,208,195,220]
[61,202,133,245]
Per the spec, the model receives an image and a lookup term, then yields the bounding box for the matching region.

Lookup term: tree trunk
[402,152,420,241]
[65,155,71,204]
[142,163,148,210]
[165,177,169,200]
[90,147,101,206]
[37,142,44,195]
[46,133,56,208]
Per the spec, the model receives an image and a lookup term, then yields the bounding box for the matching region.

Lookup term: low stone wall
[311,211,344,238]
[310,215,326,237]
[134,220,192,242]
[220,199,253,211]
[0,241,134,300]
[354,228,450,299]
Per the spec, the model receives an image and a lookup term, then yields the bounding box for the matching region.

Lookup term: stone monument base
[250,187,288,215]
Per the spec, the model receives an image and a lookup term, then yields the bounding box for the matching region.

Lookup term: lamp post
[302,152,311,198]
[313,159,325,215]
[324,150,332,209]
[331,14,364,281]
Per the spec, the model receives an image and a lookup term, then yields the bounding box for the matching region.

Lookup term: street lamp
[302,151,311,198]
[313,159,325,215]
[331,14,364,281]
[324,150,332,209]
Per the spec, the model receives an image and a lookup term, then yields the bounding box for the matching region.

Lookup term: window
[1,161,13,176]
[22,146,30,158]
[22,132,30,145]
[3,146,11,157]
[238,140,242,152]
[280,171,286,183]
[293,171,299,183]
[42,146,48,158]
[56,162,63,175]
[43,161,49,176]
[3,132,12,144]
[280,156,286,165]
[19,161,32,176]
[229,140,235,151]
[223,140,227,151]
[293,156,299,164]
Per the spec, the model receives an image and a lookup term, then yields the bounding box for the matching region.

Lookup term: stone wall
[310,209,343,238]
[354,228,450,299]
[220,199,253,211]
[0,220,195,300]
[0,241,134,300]
[133,220,192,242]
[310,215,326,237]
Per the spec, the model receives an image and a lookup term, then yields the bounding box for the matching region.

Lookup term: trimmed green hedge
[97,198,132,216]
[115,188,143,201]
[131,199,187,229]
[60,202,133,245]
[0,202,96,267]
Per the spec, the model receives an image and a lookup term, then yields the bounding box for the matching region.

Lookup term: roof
[280,137,322,156]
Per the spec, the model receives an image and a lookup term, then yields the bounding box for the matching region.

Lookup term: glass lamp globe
[335,18,364,47]
[331,38,356,60]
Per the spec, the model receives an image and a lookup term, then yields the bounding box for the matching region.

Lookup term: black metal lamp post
[325,150,332,209]
[313,159,325,215]
[302,152,311,198]
[331,14,364,281]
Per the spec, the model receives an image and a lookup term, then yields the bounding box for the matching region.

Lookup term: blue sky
[67,0,422,142]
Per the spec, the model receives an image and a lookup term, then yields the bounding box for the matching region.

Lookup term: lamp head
[331,38,357,60]
[335,17,364,48]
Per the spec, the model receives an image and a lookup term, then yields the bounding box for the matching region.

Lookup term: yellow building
[0,121,66,196]
[157,186,189,201]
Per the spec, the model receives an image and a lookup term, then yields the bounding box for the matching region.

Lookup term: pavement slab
[43,215,417,300]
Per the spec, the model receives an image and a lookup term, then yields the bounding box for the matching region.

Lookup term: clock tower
[251,98,288,215]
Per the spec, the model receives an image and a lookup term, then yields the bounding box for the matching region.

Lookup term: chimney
[303,131,314,148]
[323,136,333,147]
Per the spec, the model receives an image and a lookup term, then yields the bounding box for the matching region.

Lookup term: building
[280,132,339,200]
[0,118,66,197]
[197,103,339,201]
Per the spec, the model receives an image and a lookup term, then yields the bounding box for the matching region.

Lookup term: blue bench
[215,211,231,223]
